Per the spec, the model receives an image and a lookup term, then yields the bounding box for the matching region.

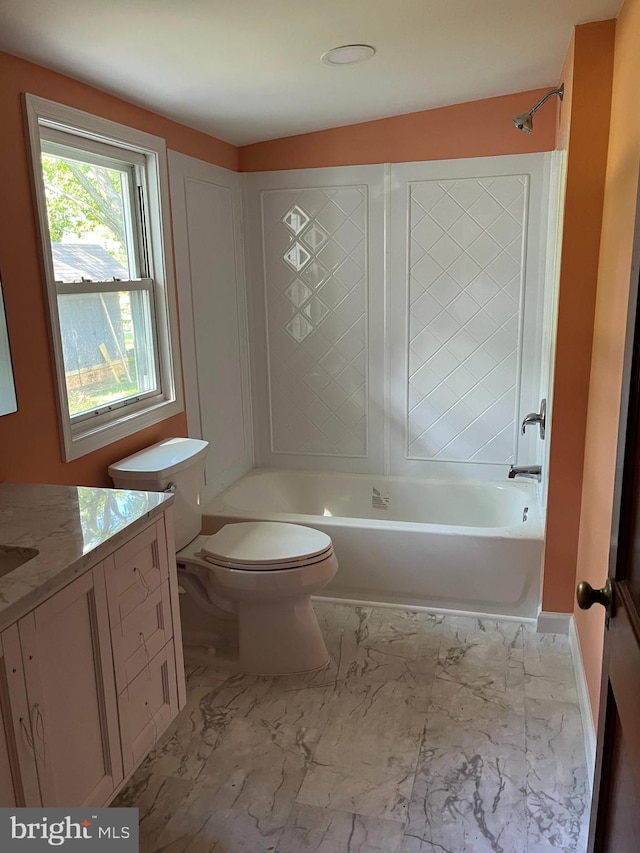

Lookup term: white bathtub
[203,469,543,618]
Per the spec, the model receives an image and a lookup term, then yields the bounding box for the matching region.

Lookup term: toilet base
[181,592,330,676]
[178,547,337,676]
[237,596,330,675]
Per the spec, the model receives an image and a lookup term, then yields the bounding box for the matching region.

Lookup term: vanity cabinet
[105,518,180,775]
[17,563,122,807]
[0,507,185,808]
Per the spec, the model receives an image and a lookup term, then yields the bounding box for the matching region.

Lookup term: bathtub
[203,469,543,619]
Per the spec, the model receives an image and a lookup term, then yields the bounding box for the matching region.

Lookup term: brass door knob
[576,578,613,614]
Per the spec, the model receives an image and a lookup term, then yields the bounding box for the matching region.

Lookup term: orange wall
[574,0,640,724]
[541,21,615,613]
[0,51,237,487]
[0,48,559,488]
[239,89,556,171]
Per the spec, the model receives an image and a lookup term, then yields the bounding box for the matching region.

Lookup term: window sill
[63,395,184,461]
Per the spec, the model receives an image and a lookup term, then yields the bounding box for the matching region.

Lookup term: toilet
[108,437,338,675]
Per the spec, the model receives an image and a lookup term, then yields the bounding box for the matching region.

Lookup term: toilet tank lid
[108,438,209,480]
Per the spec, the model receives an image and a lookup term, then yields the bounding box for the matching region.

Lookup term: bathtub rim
[210,465,540,495]
[204,467,543,540]
[202,507,542,541]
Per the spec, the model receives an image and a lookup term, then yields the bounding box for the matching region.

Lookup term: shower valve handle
[521,398,546,439]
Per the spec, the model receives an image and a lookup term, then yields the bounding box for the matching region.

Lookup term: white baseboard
[536,610,572,634]
[569,615,597,787]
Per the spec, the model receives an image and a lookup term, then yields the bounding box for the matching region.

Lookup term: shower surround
[169,151,559,612]
[245,153,554,483]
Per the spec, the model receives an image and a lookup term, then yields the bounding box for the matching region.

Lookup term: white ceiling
[0,0,623,146]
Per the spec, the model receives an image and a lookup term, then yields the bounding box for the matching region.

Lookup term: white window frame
[25,94,183,461]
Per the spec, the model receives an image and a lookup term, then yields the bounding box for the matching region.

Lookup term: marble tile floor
[114,602,591,853]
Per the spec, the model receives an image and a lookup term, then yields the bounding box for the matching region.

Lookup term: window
[25,96,182,460]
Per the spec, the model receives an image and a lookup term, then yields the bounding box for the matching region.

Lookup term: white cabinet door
[0,624,41,806]
[19,562,123,806]
[0,630,18,806]
[0,699,15,806]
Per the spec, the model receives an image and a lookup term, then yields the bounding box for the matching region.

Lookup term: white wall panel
[263,187,368,456]
[169,152,253,498]
[244,167,385,473]
[389,154,551,480]
[406,175,527,463]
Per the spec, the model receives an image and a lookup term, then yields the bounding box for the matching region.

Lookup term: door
[577,194,640,850]
[18,562,123,807]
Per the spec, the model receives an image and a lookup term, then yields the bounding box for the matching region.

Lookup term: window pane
[41,151,135,282]
[57,290,158,416]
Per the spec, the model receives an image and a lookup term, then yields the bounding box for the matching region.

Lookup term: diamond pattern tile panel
[407,175,528,462]
[262,187,368,456]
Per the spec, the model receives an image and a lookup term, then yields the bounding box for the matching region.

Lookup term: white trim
[383,162,392,477]
[536,610,571,634]
[0,282,17,417]
[24,93,183,461]
[569,615,597,786]
[539,149,567,513]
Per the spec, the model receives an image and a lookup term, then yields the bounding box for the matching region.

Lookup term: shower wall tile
[261,186,369,457]
[248,155,549,477]
[406,175,528,463]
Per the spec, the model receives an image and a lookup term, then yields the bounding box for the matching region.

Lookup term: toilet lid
[200,522,333,570]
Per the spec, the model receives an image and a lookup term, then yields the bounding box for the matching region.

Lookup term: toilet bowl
[178,522,337,674]
[108,438,338,675]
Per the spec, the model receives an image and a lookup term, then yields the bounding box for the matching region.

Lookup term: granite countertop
[0,482,174,630]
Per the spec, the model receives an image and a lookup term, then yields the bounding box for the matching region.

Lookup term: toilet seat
[199,548,334,571]
[198,521,334,572]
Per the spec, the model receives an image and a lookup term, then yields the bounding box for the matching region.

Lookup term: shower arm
[527,84,564,118]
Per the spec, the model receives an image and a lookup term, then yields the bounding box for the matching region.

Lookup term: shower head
[512,84,564,133]
[513,112,534,133]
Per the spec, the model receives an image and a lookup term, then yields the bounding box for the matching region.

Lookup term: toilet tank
[108,438,209,549]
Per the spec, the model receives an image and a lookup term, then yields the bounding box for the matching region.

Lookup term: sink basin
[0,545,39,578]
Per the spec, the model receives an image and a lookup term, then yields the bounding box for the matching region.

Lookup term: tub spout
[509,465,542,481]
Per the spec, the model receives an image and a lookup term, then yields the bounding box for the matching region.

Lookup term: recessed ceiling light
[321,44,376,66]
